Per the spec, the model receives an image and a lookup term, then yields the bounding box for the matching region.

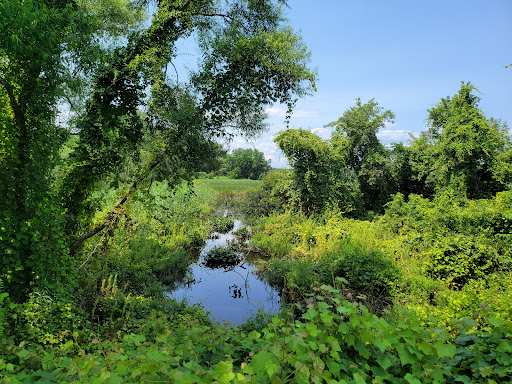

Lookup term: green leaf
[265,359,280,378]
[251,351,275,374]
[404,373,421,384]
[377,355,392,370]
[434,341,456,359]
[396,344,415,366]
[353,372,366,384]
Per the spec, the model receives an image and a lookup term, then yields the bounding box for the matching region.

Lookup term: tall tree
[410,82,512,199]
[326,99,395,211]
[0,0,103,298]
[226,148,271,179]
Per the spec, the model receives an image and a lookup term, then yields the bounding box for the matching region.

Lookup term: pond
[166,219,281,325]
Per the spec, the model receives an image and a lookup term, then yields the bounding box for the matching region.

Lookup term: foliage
[326,98,396,211]
[274,99,398,215]
[193,142,228,175]
[211,216,235,233]
[203,247,242,269]
[225,148,271,180]
[237,169,297,218]
[275,129,362,214]
[251,211,399,307]
[3,285,511,383]
[409,82,512,198]
[425,234,501,288]
[325,243,399,300]
[0,0,92,300]
[73,181,215,301]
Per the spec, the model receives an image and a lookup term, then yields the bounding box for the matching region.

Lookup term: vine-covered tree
[0,0,142,298]
[409,82,512,199]
[326,99,395,211]
[275,129,362,214]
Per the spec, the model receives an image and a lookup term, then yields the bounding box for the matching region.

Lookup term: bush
[237,169,297,219]
[210,217,235,233]
[203,247,241,268]
[425,235,501,288]
[7,291,85,346]
[104,237,190,297]
[325,241,400,300]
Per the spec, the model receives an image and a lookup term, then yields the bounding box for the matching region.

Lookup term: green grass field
[194,178,261,196]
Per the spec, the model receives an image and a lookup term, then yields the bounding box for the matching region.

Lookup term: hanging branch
[76,210,121,271]
[70,147,167,255]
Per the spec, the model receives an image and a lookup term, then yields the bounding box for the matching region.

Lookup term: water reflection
[166,219,280,325]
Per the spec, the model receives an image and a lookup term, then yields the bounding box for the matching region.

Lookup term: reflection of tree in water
[229,284,243,299]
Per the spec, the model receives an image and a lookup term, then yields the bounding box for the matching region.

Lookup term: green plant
[326,241,400,301]
[211,217,235,233]
[203,247,241,268]
[90,275,150,335]
[425,234,499,288]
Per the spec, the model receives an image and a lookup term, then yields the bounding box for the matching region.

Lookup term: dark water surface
[166,219,280,325]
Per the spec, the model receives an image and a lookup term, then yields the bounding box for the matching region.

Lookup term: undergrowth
[1,284,511,383]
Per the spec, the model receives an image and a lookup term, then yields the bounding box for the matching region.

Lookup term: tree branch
[70,147,167,254]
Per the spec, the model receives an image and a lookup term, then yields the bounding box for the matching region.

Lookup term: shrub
[203,247,241,268]
[425,235,500,288]
[324,241,400,300]
[236,169,297,219]
[105,237,190,297]
[210,217,235,233]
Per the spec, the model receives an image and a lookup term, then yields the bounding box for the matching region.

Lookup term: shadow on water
[166,219,280,325]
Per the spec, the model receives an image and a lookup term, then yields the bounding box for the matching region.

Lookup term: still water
[167,219,280,325]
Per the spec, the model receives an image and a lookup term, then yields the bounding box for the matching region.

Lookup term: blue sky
[230,0,512,167]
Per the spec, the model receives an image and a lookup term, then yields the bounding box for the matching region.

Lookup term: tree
[326,99,395,211]
[193,142,228,176]
[0,0,108,299]
[61,0,315,229]
[275,129,361,214]
[0,0,316,297]
[225,148,271,179]
[410,82,512,199]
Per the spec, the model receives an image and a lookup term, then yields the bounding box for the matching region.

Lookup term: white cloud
[377,129,412,142]
[384,121,395,128]
[265,107,287,117]
[292,109,320,118]
[311,127,331,140]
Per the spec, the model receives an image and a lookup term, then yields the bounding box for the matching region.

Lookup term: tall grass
[194,178,261,197]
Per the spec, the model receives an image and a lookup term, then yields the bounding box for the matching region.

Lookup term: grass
[194,178,261,196]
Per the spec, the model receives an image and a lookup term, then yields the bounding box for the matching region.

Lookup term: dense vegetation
[195,147,272,180]
[1,0,512,383]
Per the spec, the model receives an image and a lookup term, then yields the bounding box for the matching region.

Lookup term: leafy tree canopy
[225,148,271,180]
[275,129,361,214]
[326,99,395,211]
[410,82,512,199]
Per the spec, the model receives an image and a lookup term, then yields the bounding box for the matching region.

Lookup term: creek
[166,219,280,325]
